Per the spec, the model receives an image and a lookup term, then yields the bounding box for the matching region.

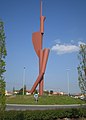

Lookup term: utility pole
[23,67,25,95]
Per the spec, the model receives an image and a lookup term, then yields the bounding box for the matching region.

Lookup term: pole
[23,67,25,95]
[67,69,70,96]
[40,0,42,16]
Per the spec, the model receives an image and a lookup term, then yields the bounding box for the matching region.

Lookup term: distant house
[53,91,58,95]
[26,90,31,95]
[13,90,19,94]
[5,90,13,96]
[51,91,64,95]
[59,91,64,95]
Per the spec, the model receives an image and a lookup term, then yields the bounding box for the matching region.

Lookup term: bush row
[0,108,86,120]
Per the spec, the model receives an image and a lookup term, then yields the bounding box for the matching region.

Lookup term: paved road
[6,104,86,111]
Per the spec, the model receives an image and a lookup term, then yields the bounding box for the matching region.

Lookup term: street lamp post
[67,69,70,96]
[23,67,25,95]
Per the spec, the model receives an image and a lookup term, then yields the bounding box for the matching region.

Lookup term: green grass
[6,95,86,105]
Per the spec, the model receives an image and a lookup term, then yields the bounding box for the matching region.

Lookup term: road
[6,104,86,111]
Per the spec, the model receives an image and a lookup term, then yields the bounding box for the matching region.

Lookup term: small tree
[0,20,7,111]
[18,85,26,95]
[77,44,86,97]
[50,90,53,94]
[13,86,15,95]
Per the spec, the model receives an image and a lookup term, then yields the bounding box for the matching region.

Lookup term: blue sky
[0,0,86,94]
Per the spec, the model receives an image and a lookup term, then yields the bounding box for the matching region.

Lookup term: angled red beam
[30,49,50,94]
[30,72,44,94]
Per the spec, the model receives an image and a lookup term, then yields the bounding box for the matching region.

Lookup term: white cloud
[51,41,86,55]
[51,44,79,54]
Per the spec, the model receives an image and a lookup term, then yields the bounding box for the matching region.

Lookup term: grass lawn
[6,95,86,105]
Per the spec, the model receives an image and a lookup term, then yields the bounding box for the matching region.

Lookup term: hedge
[0,108,86,120]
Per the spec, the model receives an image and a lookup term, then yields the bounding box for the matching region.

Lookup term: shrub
[0,108,86,120]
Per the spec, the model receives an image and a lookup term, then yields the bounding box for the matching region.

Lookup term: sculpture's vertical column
[39,50,44,95]
[39,0,46,95]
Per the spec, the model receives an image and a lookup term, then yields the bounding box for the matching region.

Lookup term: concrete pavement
[6,104,86,111]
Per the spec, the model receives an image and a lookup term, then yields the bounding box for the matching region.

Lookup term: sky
[0,0,86,94]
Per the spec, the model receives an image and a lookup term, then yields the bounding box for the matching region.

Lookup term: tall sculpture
[30,0,50,96]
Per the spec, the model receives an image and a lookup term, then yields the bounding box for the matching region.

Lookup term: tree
[34,89,38,94]
[50,90,53,94]
[77,44,86,97]
[13,86,15,95]
[0,20,7,111]
[18,85,26,95]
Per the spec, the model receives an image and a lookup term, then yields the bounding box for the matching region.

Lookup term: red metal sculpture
[30,0,50,96]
